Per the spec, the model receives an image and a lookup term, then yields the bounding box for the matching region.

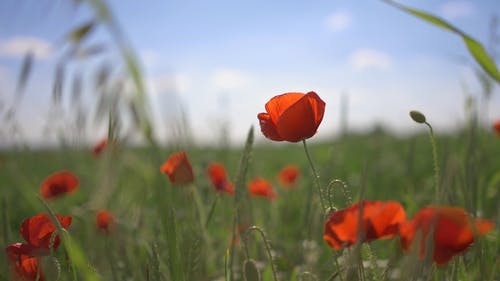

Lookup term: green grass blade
[383,0,500,83]
[165,207,185,281]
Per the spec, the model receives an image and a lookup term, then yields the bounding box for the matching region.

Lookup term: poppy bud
[409,110,426,124]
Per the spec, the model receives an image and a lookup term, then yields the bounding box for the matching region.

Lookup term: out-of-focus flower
[40,171,79,200]
[207,162,234,195]
[5,245,44,281]
[257,91,325,142]
[493,120,500,136]
[160,151,194,186]
[324,200,406,250]
[92,138,108,156]
[96,210,115,234]
[248,177,277,199]
[277,165,300,188]
[399,206,494,265]
[20,213,72,253]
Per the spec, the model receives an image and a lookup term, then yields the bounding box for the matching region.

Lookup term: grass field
[1,125,499,280]
[1,1,499,280]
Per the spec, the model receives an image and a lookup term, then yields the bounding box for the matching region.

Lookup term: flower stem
[302,139,326,212]
[244,226,279,281]
[424,121,440,201]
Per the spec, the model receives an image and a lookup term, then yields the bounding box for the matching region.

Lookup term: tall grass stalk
[229,126,254,281]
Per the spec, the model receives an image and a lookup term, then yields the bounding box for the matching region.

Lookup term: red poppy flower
[39,171,79,200]
[207,162,234,195]
[248,177,277,199]
[20,213,72,253]
[257,91,325,142]
[493,120,500,136]
[399,206,494,265]
[96,210,115,234]
[160,151,194,186]
[5,246,44,281]
[5,243,38,257]
[324,200,406,250]
[277,165,300,188]
[92,138,108,156]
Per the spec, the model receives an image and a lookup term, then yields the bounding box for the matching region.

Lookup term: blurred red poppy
[324,200,406,250]
[493,120,500,136]
[5,243,38,257]
[5,246,44,281]
[160,151,194,186]
[248,177,277,199]
[92,138,108,156]
[277,165,300,188]
[257,91,325,142]
[207,162,234,195]
[40,171,79,200]
[399,206,494,265]
[20,213,72,253]
[96,210,115,234]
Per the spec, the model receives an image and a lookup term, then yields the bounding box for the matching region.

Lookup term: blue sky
[0,0,499,146]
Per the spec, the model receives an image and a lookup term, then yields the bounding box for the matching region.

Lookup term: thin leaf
[383,0,500,83]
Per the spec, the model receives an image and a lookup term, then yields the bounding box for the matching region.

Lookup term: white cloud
[149,73,190,96]
[0,36,52,59]
[325,11,352,32]
[349,49,392,71]
[440,1,474,20]
[212,68,251,91]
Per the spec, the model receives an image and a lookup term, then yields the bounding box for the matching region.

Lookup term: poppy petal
[257,113,284,141]
[20,213,72,251]
[40,171,79,200]
[207,162,235,195]
[160,151,194,186]
[248,177,277,199]
[493,119,500,135]
[399,206,494,265]
[265,92,304,125]
[324,200,406,250]
[276,92,325,142]
[96,210,115,234]
[278,165,300,188]
[92,138,108,156]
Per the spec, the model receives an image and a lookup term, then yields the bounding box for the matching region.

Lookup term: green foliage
[2,130,499,280]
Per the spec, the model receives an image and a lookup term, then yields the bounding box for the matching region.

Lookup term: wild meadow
[1,1,500,281]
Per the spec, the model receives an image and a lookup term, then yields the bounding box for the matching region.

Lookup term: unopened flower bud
[410,110,426,124]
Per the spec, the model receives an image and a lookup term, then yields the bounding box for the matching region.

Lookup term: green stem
[302,139,326,212]
[424,121,440,201]
[244,226,279,281]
